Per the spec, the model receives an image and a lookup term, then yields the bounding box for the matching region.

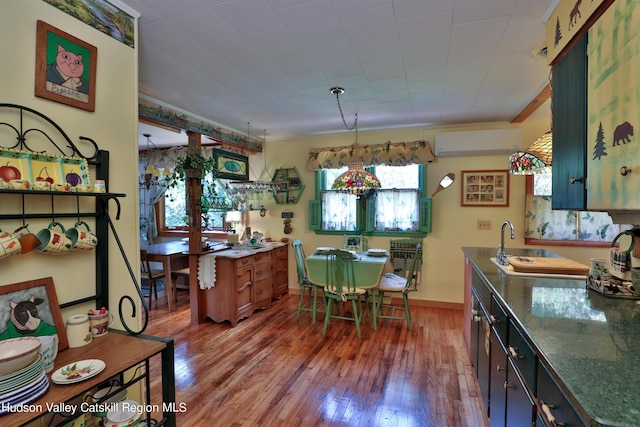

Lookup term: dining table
[305,249,389,330]
[142,240,190,312]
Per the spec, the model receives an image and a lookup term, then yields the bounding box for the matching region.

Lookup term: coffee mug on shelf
[32,180,52,191]
[88,310,114,336]
[66,314,92,348]
[66,221,98,251]
[35,222,72,255]
[13,225,41,254]
[6,179,30,190]
[0,228,22,260]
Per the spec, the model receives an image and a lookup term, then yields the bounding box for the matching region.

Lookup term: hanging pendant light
[508,131,552,175]
[331,161,381,197]
[329,87,380,198]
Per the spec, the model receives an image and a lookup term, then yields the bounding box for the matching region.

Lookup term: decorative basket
[586,275,640,299]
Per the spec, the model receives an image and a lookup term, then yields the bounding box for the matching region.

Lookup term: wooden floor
[143,289,489,427]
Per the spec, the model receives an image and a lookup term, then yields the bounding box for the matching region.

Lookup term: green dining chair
[373,243,422,330]
[292,240,325,324]
[322,249,368,339]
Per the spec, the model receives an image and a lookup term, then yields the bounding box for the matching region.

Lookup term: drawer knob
[496,364,506,372]
[508,345,524,359]
[541,401,566,426]
[620,166,632,176]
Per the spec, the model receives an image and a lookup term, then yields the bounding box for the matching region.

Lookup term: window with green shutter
[310,164,431,237]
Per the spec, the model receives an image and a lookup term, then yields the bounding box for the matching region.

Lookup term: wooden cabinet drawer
[237,255,255,267]
[537,361,586,427]
[272,246,287,258]
[253,278,273,309]
[508,319,537,396]
[254,261,271,281]
[490,295,508,346]
[253,251,271,263]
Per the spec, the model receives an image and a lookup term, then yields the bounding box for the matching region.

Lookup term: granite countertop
[462,247,640,427]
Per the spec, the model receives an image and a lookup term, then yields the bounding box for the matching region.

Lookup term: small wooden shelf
[271,167,304,205]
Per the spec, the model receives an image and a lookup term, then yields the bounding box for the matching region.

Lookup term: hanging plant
[164,153,217,189]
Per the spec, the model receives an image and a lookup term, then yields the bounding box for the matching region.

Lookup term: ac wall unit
[434,129,523,157]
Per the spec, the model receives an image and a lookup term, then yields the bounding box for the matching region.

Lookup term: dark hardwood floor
[144,288,489,426]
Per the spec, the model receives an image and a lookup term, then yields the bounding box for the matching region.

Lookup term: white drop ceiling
[119,0,557,147]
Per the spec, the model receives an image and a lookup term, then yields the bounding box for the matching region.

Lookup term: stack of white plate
[0,355,49,415]
[367,248,388,257]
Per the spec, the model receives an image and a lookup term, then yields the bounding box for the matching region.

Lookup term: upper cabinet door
[587,2,640,210]
[552,33,588,211]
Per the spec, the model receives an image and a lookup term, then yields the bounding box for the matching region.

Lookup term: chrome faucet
[497,221,515,265]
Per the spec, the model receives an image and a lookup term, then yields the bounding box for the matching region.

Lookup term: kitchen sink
[490,257,588,279]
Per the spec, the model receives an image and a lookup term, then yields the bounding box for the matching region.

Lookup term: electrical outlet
[477,220,492,230]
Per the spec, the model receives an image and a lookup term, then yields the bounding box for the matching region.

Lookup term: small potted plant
[164,153,217,189]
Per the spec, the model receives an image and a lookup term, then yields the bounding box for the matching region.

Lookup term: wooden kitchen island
[195,242,289,326]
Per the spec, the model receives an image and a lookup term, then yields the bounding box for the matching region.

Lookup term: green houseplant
[164,153,217,189]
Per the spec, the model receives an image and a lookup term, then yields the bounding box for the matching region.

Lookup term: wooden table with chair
[305,249,388,338]
[141,240,190,311]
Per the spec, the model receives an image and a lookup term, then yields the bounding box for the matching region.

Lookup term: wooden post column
[186,131,206,324]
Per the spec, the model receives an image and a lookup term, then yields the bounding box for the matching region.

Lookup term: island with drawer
[463,246,640,427]
[203,242,288,326]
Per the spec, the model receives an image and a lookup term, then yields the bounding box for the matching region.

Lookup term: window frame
[310,165,431,237]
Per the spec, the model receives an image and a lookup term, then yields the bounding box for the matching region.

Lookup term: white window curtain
[375,189,420,232]
[139,146,219,239]
[321,191,357,231]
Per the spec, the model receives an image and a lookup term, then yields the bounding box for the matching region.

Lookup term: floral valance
[306,140,435,171]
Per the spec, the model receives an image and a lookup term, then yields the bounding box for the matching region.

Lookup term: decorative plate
[51,359,105,385]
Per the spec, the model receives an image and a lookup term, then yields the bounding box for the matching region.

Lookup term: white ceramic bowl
[0,337,42,376]
[106,400,142,427]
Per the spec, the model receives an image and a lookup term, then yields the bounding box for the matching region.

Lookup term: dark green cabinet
[552,33,588,210]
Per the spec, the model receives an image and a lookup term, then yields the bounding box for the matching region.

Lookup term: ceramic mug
[32,180,52,191]
[38,334,59,373]
[0,228,22,260]
[88,310,114,336]
[87,386,128,427]
[13,225,41,254]
[36,222,72,255]
[66,221,98,251]
[74,183,92,192]
[7,179,30,190]
[66,314,92,348]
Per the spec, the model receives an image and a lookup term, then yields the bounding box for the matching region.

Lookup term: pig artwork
[613,121,634,146]
[45,45,89,94]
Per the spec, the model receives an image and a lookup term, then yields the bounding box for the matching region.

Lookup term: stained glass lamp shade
[331,162,381,196]
[509,131,552,175]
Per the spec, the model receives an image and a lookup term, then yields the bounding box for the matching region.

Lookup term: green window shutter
[419,198,432,233]
[309,199,321,230]
[365,199,376,232]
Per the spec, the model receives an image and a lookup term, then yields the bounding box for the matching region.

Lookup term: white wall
[248,104,608,306]
[1,2,141,328]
